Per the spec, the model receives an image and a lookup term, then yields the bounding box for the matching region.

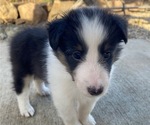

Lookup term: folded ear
[47,19,66,50]
[112,15,128,43]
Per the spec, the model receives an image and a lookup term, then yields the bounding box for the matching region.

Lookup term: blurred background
[0,0,150,41]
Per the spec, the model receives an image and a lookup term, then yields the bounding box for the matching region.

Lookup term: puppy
[10,7,127,125]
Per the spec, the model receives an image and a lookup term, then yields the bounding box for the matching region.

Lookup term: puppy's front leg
[78,96,98,125]
[51,87,82,125]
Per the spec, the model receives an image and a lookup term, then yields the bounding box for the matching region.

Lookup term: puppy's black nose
[87,86,104,96]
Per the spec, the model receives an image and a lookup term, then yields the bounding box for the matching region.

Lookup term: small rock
[40,2,53,12]
[0,32,7,40]
[15,19,26,25]
[0,19,4,24]
[0,27,7,40]
[5,19,16,24]
[0,3,18,23]
[48,0,75,21]
[18,2,48,25]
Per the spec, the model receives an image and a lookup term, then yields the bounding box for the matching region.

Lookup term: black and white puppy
[10,7,127,125]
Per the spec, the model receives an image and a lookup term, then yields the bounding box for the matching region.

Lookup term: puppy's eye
[72,51,82,61]
[103,52,111,59]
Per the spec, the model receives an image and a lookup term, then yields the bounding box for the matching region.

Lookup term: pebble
[0,26,7,40]
[0,24,25,41]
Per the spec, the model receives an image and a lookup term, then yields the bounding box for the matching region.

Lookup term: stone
[0,3,18,23]
[15,19,26,25]
[18,2,48,25]
[40,2,53,12]
[0,26,7,40]
[0,19,4,24]
[0,33,7,40]
[48,0,75,21]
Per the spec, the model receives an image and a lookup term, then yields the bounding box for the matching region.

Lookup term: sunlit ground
[125,10,150,41]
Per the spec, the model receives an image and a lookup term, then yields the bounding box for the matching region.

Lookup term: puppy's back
[10,27,49,93]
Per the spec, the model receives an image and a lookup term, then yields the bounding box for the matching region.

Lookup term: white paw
[77,122,83,125]
[82,114,96,125]
[37,84,50,96]
[65,121,82,125]
[19,103,35,117]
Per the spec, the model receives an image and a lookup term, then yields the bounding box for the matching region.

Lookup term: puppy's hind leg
[16,75,35,117]
[34,78,50,96]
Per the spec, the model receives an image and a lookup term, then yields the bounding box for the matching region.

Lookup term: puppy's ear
[113,15,128,43]
[47,19,66,50]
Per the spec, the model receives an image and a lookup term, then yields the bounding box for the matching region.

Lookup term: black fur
[47,7,128,73]
[10,27,49,94]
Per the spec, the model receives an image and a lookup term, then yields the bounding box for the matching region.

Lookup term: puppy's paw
[19,103,35,117]
[65,121,82,125]
[82,114,96,125]
[37,84,50,96]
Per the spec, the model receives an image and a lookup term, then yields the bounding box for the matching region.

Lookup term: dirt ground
[125,9,150,41]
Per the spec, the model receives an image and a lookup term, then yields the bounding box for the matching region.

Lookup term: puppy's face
[48,7,128,97]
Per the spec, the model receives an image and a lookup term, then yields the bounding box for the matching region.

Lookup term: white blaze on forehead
[81,16,106,45]
[80,15,107,62]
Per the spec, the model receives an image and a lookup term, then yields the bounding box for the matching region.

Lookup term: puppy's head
[47,7,128,97]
